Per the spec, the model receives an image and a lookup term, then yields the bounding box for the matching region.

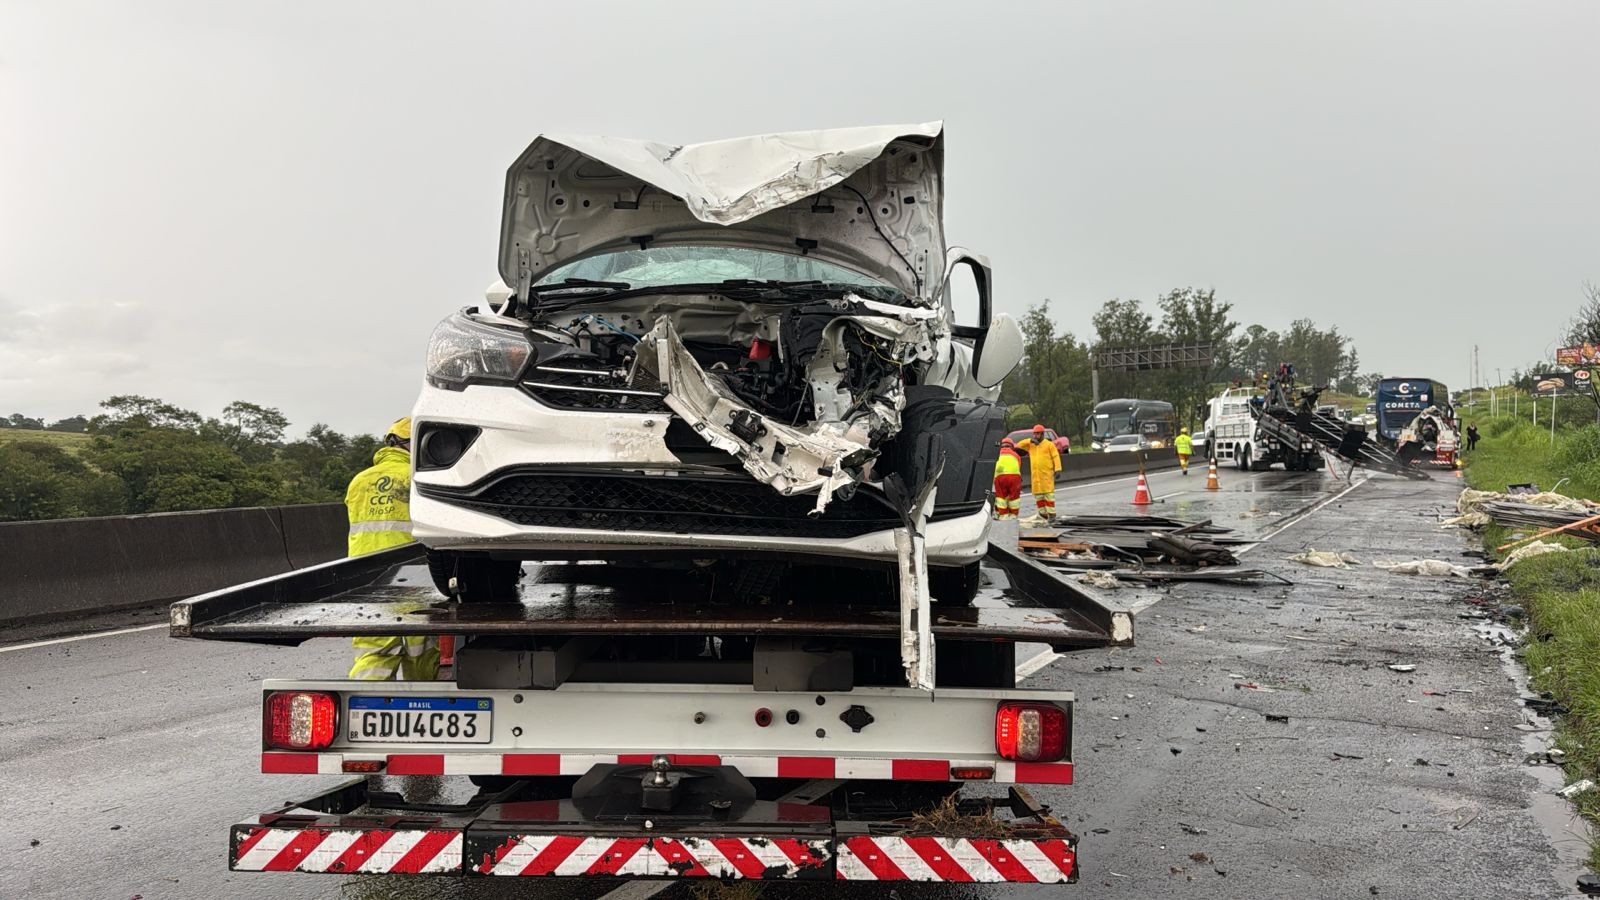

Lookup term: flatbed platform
[171,542,1129,651]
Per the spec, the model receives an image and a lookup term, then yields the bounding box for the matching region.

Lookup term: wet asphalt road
[0,464,1577,898]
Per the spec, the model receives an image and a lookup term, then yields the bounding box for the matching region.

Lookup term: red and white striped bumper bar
[261,751,1074,784]
[233,825,1078,882]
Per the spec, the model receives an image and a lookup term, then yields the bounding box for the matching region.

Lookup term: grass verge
[1466,417,1600,867]
[1509,550,1600,867]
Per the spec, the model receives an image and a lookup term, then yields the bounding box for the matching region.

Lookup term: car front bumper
[409,383,990,567]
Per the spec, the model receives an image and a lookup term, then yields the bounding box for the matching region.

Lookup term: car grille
[421,470,908,539]
[520,364,671,414]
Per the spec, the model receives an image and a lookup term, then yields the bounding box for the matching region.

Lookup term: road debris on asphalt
[1288,549,1361,568]
[1372,559,1487,577]
[1387,663,1417,673]
[1076,571,1122,589]
[1020,514,1288,585]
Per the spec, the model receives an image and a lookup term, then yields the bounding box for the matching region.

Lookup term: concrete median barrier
[1025,448,1180,487]
[0,454,1179,624]
[0,503,347,624]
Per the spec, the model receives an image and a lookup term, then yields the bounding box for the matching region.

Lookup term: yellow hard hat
[386,416,413,441]
[1181,427,1189,434]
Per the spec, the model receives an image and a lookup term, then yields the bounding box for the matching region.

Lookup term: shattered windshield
[537,247,901,300]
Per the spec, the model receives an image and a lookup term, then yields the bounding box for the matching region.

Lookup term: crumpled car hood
[498,123,946,303]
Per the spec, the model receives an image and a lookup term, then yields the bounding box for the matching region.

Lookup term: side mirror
[939,248,992,340]
[973,313,1023,389]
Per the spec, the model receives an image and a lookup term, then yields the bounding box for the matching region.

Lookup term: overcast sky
[3,0,1596,434]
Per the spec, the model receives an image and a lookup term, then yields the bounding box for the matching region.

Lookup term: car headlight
[426,312,532,388]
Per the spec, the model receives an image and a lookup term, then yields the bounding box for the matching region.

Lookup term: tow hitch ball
[641,755,681,812]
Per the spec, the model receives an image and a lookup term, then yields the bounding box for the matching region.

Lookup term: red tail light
[265,691,337,750]
[996,702,1067,762]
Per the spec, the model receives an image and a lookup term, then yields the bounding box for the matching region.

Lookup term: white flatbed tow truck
[171,539,1131,886]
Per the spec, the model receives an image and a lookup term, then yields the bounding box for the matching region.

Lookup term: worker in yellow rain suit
[1014,424,1063,521]
[1175,427,1193,475]
[347,417,438,681]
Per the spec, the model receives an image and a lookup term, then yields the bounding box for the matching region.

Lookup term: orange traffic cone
[1205,458,1221,491]
[1132,472,1152,506]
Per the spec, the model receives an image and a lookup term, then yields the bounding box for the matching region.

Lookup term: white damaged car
[410,123,1023,602]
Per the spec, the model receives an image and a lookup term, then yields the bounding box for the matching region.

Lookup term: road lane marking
[0,622,166,654]
[1237,476,1370,555]
[1018,473,1368,683]
[1016,649,1059,681]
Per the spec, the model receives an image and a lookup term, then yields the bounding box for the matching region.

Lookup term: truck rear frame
[174,541,1128,885]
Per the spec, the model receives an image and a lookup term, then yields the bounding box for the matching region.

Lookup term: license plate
[346,696,493,744]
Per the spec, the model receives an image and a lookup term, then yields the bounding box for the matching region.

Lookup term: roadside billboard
[1557,345,1600,366]
[1533,370,1595,395]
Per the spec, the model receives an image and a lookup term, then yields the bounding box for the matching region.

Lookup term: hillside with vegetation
[0,397,381,522]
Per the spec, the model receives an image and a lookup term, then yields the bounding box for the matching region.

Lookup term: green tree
[85,426,247,514]
[1090,298,1161,401]
[1566,281,1600,347]
[90,395,203,433]
[1001,301,1094,440]
[46,415,89,432]
[0,441,124,521]
[206,401,291,465]
[1156,287,1239,426]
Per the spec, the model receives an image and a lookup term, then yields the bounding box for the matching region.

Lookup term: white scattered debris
[1019,513,1049,528]
[1441,511,1491,528]
[1374,559,1476,577]
[1288,549,1361,568]
[1459,488,1594,517]
[1500,541,1570,570]
[1238,509,1283,519]
[1387,664,1417,673]
[1076,571,1121,589]
[1559,779,1597,799]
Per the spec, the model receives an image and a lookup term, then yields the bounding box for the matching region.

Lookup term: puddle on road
[1474,619,1595,893]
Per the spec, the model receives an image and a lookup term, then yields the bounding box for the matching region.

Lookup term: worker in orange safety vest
[992,438,1022,519]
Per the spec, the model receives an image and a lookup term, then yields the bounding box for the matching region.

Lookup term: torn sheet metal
[637,301,936,513]
[499,123,946,301]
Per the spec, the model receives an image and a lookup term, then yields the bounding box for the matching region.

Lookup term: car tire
[426,550,522,602]
[930,561,982,606]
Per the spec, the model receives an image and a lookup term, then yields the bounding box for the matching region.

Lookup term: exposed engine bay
[1396,405,1459,462]
[504,291,946,514]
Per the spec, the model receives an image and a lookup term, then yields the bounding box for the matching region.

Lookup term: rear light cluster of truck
[995,702,1067,762]
[266,691,337,750]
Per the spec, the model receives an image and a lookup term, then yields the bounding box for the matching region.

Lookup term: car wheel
[930,561,982,606]
[426,550,522,602]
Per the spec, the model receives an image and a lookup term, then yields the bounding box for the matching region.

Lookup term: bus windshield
[1090,412,1132,438]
